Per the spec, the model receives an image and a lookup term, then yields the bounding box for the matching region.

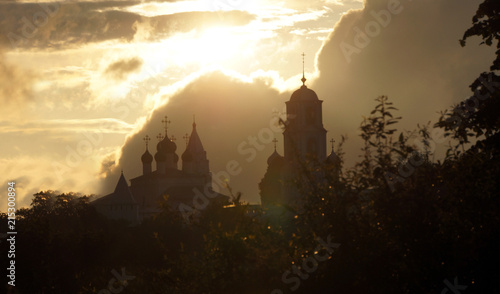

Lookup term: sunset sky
[0,0,495,211]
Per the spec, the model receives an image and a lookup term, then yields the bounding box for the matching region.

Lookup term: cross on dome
[272,138,278,151]
[161,116,171,135]
[143,135,151,149]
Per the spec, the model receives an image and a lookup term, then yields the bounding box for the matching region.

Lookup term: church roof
[326,150,340,163]
[182,120,206,161]
[141,149,153,164]
[158,133,177,154]
[289,85,319,102]
[92,172,137,206]
[164,186,229,209]
[129,168,198,182]
[267,150,284,165]
[290,54,318,102]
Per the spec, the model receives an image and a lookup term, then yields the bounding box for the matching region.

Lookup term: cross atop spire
[143,135,151,149]
[330,138,335,152]
[157,133,164,141]
[183,133,190,147]
[161,116,171,136]
[272,138,278,151]
[301,52,306,86]
[193,114,196,128]
[170,135,176,142]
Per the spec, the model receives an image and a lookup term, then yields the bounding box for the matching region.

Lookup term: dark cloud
[104,57,143,80]
[0,1,255,50]
[313,0,494,164]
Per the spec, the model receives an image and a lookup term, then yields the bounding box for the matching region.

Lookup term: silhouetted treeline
[2,89,499,294]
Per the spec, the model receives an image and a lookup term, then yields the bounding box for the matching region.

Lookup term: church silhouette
[260,61,340,210]
[92,117,228,223]
[92,57,340,223]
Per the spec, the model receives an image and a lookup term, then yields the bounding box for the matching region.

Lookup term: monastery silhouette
[92,60,340,223]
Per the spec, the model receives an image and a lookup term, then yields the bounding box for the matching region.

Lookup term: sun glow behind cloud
[124,0,264,16]
[0,0,365,212]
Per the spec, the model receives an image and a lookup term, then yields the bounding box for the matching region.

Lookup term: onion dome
[326,139,340,164]
[141,135,154,164]
[154,150,166,162]
[290,85,319,102]
[156,140,164,153]
[290,52,318,102]
[326,151,340,164]
[141,149,153,164]
[164,137,177,153]
[158,115,177,153]
[267,150,284,166]
[155,133,166,162]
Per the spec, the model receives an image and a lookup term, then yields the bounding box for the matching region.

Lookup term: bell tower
[283,53,327,162]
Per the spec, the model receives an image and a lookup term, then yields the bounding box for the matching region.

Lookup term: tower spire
[301,52,306,86]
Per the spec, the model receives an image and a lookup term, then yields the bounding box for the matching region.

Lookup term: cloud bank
[102,0,495,203]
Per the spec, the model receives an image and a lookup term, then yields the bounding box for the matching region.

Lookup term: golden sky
[0,0,494,211]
